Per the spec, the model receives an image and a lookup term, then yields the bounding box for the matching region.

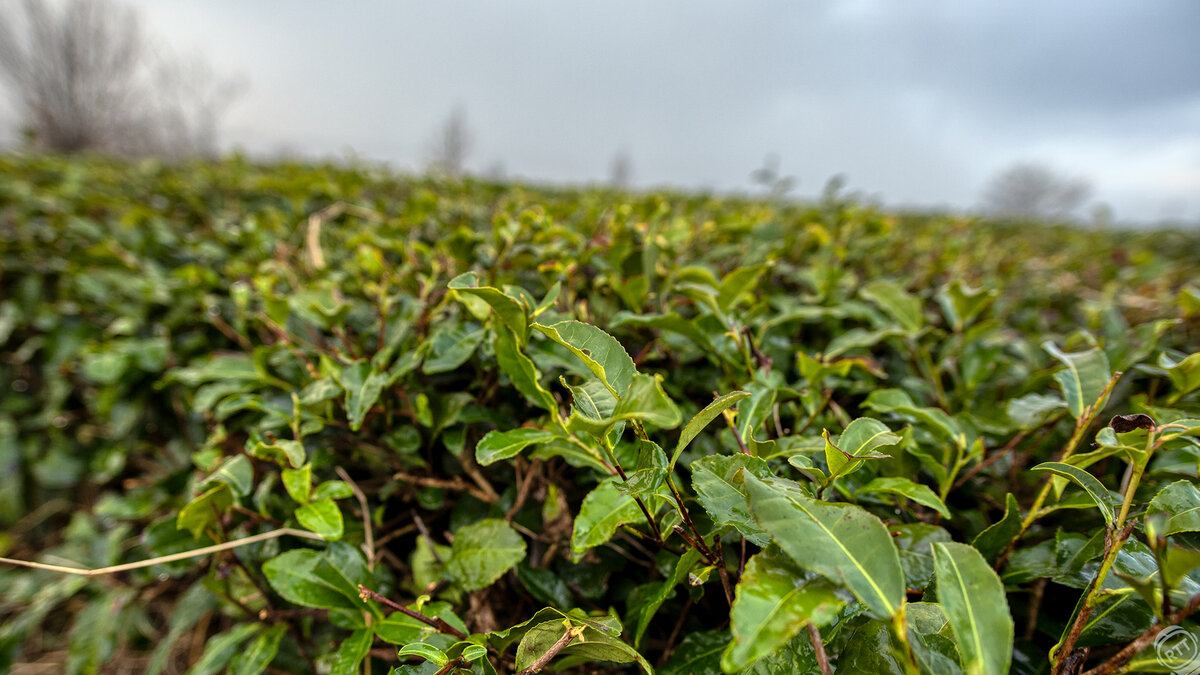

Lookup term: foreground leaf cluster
[1,154,1199,674]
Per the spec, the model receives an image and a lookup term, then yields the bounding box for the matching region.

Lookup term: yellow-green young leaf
[971,493,1023,562]
[1165,352,1200,397]
[745,474,905,620]
[311,480,353,501]
[571,479,647,558]
[461,643,487,662]
[936,281,996,332]
[250,439,306,468]
[672,390,750,470]
[857,477,951,518]
[186,622,262,675]
[446,519,526,591]
[717,263,770,312]
[177,484,233,539]
[475,428,557,466]
[493,324,558,414]
[531,320,636,397]
[860,279,924,333]
[823,418,899,480]
[295,498,344,540]
[612,373,682,429]
[329,628,372,675]
[448,272,529,343]
[722,547,845,672]
[1030,462,1115,527]
[281,463,312,504]
[514,618,652,674]
[1042,341,1112,419]
[201,454,253,496]
[228,623,286,675]
[398,642,448,666]
[932,542,1014,675]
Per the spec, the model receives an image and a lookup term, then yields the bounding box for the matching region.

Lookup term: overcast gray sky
[10,1,1200,223]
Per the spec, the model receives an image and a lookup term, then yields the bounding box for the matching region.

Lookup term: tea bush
[2,154,1199,674]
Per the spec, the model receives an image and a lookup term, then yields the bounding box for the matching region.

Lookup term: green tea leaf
[932,542,1014,675]
[446,519,526,591]
[972,493,1023,562]
[571,479,647,558]
[494,324,558,414]
[1030,462,1116,526]
[398,642,448,666]
[340,360,389,430]
[691,454,772,545]
[1042,341,1112,419]
[329,628,373,675]
[296,498,344,540]
[612,373,682,429]
[176,484,233,539]
[186,622,261,675]
[532,320,636,397]
[823,417,900,480]
[672,390,750,470]
[475,428,557,466]
[858,476,951,518]
[861,279,924,333]
[228,623,286,675]
[262,549,359,610]
[722,547,844,671]
[449,272,529,343]
[745,473,905,619]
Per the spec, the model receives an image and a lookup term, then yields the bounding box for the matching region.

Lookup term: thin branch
[357,584,467,641]
[517,624,585,675]
[336,466,375,572]
[0,527,324,577]
[722,408,751,455]
[1082,590,1200,675]
[808,623,833,675]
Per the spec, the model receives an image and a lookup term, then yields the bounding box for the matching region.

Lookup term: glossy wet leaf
[932,542,1013,675]
[690,453,772,545]
[745,473,905,620]
[475,428,557,466]
[1031,462,1116,526]
[858,476,951,518]
[722,547,844,671]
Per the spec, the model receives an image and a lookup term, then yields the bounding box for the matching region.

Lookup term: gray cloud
[7,0,1196,223]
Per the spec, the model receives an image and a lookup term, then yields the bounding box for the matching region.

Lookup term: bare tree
[609,150,632,189]
[428,107,471,177]
[981,162,1092,221]
[0,0,240,158]
[750,154,795,199]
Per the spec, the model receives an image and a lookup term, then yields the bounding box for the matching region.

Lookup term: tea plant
[1,154,1199,674]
